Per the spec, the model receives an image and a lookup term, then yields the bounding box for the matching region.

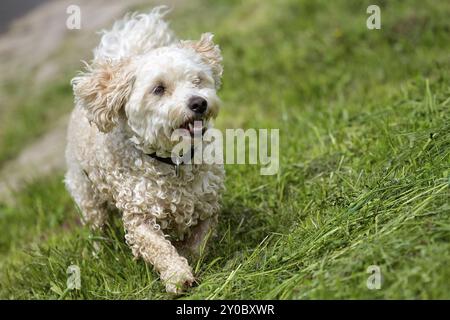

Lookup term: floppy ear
[72,59,135,133]
[181,33,223,89]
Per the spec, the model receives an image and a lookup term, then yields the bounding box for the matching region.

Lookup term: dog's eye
[152,85,165,95]
[193,77,201,86]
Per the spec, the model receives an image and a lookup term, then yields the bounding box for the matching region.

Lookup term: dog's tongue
[189,120,203,135]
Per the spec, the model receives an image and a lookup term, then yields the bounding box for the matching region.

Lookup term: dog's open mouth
[179,118,207,136]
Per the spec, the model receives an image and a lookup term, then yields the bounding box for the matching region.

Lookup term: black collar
[145,152,181,166]
[146,147,195,176]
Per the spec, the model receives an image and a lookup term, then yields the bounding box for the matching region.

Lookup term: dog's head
[72,33,222,155]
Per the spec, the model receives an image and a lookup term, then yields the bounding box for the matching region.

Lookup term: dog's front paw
[161,266,195,294]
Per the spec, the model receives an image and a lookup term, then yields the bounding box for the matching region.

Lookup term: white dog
[65,7,225,294]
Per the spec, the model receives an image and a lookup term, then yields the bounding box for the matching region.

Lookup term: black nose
[188,96,208,114]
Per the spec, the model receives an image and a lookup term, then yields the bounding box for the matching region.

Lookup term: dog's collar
[145,147,195,177]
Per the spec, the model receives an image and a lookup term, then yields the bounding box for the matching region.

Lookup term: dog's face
[126,44,221,154]
[73,33,223,155]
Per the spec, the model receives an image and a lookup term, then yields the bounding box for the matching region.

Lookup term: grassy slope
[0,0,449,299]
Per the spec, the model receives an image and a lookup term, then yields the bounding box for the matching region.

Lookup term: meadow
[0,0,449,299]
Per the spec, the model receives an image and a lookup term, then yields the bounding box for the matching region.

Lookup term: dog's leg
[65,167,109,230]
[176,216,217,260]
[123,212,195,294]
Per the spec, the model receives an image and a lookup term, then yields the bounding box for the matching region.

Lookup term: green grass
[0,0,449,299]
[0,79,73,165]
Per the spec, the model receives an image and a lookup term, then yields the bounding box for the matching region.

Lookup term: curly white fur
[94,7,176,61]
[65,7,225,294]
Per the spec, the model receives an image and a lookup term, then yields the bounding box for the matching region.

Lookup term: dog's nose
[188,96,208,114]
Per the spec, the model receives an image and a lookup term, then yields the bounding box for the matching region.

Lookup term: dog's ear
[181,33,223,89]
[72,59,135,133]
